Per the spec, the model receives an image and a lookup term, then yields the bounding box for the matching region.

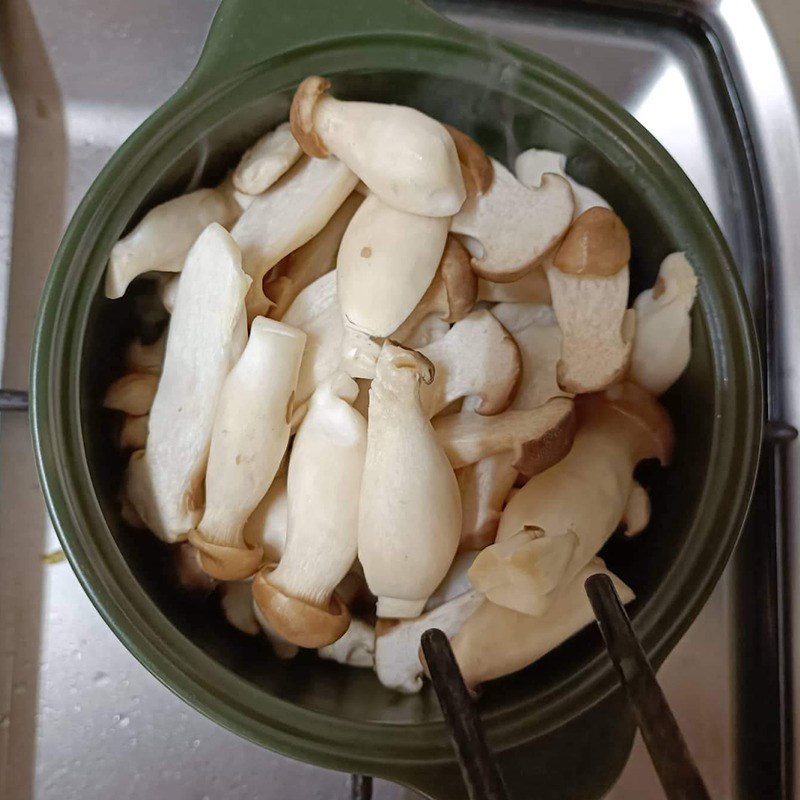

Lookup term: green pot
[30,0,762,797]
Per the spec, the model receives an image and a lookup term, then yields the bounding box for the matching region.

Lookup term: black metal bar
[348,774,372,800]
[0,389,29,411]
[421,628,509,800]
[585,574,711,800]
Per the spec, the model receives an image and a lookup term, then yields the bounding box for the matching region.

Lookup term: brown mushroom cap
[103,373,159,416]
[554,207,631,277]
[187,530,264,581]
[512,402,578,476]
[289,76,331,158]
[577,381,675,465]
[444,125,493,194]
[252,567,351,648]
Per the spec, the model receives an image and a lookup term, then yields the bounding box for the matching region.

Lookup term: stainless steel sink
[2,1,799,798]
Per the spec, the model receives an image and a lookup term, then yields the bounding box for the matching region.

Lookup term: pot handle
[187,0,482,88]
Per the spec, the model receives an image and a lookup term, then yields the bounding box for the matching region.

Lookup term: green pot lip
[30,30,763,775]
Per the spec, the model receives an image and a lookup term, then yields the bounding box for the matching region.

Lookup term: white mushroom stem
[451,560,633,689]
[265,192,362,320]
[231,155,358,319]
[337,193,449,336]
[233,121,303,195]
[546,207,635,393]
[126,335,166,375]
[401,315,451,350]
[477,266,551,305]
[126,224,251,542]
[103,373,158,416]
[418,310,521,418]
[120,414,149,451]
[105,188,238,299]
[630,252,698,396]
[220,581,261,635]
[468,383,673,616]
[375,590,484,694]
[254,372,367,648]
[514,148,611,218]
[188,317,306,581]
[450,159,573,281]
[457,453,517,551]
[242,469,288,563]
[318,619,376,668]
[358,342,462,619]
[456,304,566,549]
[290,76,465,217]
[282,271,380,409]
[392,235,477,345]
[433,397,576,473]
[622,481,651,537]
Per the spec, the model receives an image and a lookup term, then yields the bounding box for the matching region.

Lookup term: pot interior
[81,71,720,726]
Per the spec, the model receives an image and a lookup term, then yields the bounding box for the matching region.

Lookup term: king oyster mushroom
[358,342,462,619]
[546,207,636,393]
[265,192,363,320]
[119,414,150,451]
[126,223,250,542]
[418,309,521,418]
[242,467,288,565]
[630,252,698,396]
[103,373,158,416]
[290,76,465,217]
[231,154,359,319]
[469,382,673,616]
[450,559,634,689]
[232,121,304,195]
[391,235,477,346]
[450,158,574,282]
[104,188,239,299]
[253,372,367,647]
[318,619,376,669]
[336,192,449,337]
[188,317,306,580]
[514,148,611,218]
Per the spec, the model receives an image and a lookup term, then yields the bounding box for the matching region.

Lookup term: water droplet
[93,671,110,687]
[118,716,130,728]
[192,739,200,748]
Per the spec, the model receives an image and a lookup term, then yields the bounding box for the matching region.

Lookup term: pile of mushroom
[103,76,695,694]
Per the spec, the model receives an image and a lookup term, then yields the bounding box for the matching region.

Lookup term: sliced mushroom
[253,373,367,647]
[450,159,573,282]
[375,590,483,693]
[189,317,306,581]
[290,76,465,216]
[469,382,673,615]
[433,397,576,473]
[477,265,551,305]
[622,481,651,538]
[392,236,477,344]
[105,188,238,299]
[231,155,359,319]
[630,252,698,396]
[547,208,634,393]
[337,193,449,336]
[358,342,462,619]
[282,271,380,409]
[126,335,166,375]
[318,619,375,668]
[418,309,521,418]
[514,148,611,218]
[126,224,251,542]
[400,315,451,350]
[265,192,363,320]
[119,414,149,450]
[103,373,158,416]
[174,542,216,595]
[457,453,517,551]
[242,468,288,564]
[233,121,304,195]
[451,559,633,688]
